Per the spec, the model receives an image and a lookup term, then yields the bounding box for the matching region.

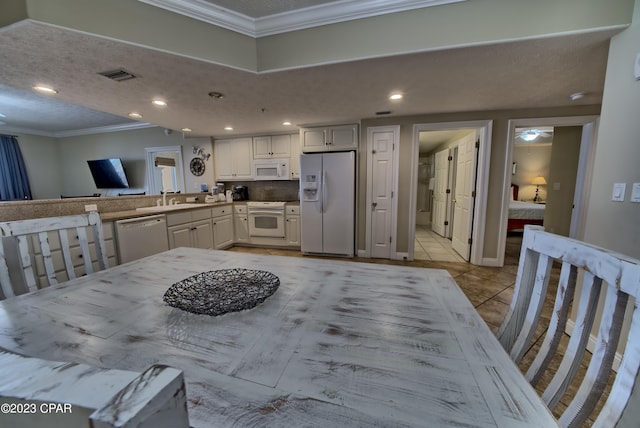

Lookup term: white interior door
[451,133,477,260]
[432,149,450,237]
[370,130,395,258]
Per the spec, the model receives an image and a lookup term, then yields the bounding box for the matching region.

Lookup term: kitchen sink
[136,203,206,212]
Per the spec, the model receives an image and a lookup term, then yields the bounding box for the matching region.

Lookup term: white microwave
[253,159,290,180]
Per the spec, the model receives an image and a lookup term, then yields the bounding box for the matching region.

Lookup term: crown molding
[138,0,466,38]
[1,122,155,138]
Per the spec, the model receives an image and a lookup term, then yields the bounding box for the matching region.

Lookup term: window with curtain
[0,135,33,201]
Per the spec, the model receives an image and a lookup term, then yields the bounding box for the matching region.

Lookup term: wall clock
[190,157,205,176]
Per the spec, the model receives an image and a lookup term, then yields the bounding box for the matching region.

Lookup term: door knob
[372,202,377,209]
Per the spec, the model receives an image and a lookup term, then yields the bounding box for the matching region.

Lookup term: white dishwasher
[115,215,169,263]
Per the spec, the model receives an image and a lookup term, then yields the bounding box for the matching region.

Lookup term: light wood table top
[0,248,558,427]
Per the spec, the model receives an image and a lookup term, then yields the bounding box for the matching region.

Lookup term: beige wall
[15,132,61,199]
[583,0,640,259]
[15,127,215,199]
[511,144,552,202]
[360,105,601,260]
[544,126,582,236]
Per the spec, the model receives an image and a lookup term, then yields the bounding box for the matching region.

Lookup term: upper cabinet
[214,138,253,181]
[253,135,291,159]
[300,124,359,152]
[289,133,301,180]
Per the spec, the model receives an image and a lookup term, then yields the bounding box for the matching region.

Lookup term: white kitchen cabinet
[167,208,213,250]
[253,135,291,159]
[214,138,253,180]
[300,124,358,152]
[289,133,301,180]
[233,204,249,244]
[211,205,234,249]
[285,205,300,247]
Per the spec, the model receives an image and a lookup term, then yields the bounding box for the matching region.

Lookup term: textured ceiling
[0,17,614,138]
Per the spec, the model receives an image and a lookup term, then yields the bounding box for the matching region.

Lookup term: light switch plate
[631,183,640,203]
[612,183,626,202]
[84,204,98,212]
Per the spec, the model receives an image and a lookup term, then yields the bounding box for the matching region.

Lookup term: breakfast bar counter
[0,248,558,427]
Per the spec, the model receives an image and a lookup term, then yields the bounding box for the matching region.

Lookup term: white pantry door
[451,133,477,260]
[370,130,395,258]
[432,149,451,237]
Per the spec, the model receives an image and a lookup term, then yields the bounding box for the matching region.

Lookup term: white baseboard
[393,252,410,261]
[481,257,502,267]
[566,319,621,372]
[357,249,369,258]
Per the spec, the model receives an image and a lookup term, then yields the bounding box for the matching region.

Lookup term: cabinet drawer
[211,205,231,218]
[166,211,193,227]
[233,204,247,214]
[191,208,212,222]
[286,205,300,215]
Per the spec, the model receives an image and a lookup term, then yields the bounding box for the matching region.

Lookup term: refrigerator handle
[322,169,327,213]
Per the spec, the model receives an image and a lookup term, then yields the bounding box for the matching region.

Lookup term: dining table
[0,247,558,427]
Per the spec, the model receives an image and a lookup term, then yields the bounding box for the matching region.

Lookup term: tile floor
[228,232,614,425]
[413,224,466,262]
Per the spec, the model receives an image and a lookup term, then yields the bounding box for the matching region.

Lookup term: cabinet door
[234,214,249,243]
[234,138,254,179]
[253,136,272,159]
[286,215,300,246]
[213,215,234,249]
[289,133,300,179]
[327,124,358,150]
[192,219,213,249]
[300,128,326,152]
[270,134,291,158]
[168,225,192,249]
[214,139,235,180]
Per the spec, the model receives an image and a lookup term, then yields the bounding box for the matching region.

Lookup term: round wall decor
[189,157,205,176]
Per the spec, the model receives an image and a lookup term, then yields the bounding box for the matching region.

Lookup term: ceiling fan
[515,128,553,142]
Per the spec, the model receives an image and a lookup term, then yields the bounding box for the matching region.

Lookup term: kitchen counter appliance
[246,201,286,238]
[232,185,248,201]
[115,215,169,263]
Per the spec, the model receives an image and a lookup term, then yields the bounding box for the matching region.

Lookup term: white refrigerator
[300,151,355,256]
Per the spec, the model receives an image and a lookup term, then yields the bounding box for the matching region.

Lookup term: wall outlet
[186,197,197,202]
[84,204,98,212]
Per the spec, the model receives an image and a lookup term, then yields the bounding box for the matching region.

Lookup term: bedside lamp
[532,176,547,202]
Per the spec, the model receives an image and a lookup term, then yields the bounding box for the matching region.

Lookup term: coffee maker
[232,185,248,201]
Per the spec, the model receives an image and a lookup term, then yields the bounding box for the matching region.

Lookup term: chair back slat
[0,212,109,298]
[498,225,640,427]
[541,273,602,409]
[0,240,14,299]
[57,229,76,280]
[38,230,58,285]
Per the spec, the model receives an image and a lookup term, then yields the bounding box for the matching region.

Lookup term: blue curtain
[0,135,33,201]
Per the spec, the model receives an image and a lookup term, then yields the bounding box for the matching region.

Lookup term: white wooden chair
[0,211,109,299]
[497,225,640,428]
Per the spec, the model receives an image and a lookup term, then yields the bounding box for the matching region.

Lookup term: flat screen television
[87,158,130,189]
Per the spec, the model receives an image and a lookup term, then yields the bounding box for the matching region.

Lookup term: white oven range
[246,201,286,238]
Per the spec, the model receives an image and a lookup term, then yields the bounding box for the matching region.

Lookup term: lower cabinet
[167,208,214,250]
[211,205,234,249]
[285,205,300,247]
[233,205,249,244]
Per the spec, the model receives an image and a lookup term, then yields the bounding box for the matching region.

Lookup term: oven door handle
[247,210,285,216]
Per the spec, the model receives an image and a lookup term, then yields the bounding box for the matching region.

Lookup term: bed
[508,184,545,231]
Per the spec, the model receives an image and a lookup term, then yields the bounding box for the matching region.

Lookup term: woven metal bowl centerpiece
[163,268,279,316]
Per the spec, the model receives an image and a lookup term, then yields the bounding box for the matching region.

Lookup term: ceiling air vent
[97,69,138,82]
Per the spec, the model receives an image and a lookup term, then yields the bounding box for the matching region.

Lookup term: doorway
[409,121,492,264]
[497,116,599,266]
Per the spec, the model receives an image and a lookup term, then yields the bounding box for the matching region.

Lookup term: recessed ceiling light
[282,121,292,126]
[569,92,586,101]
[208,91,224,99]
[224,126,233,131]
[128,112,143,119]
[152,99,167,107]
[33,85,58,94]
[389,93,403,100]
[181,128,192,132]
